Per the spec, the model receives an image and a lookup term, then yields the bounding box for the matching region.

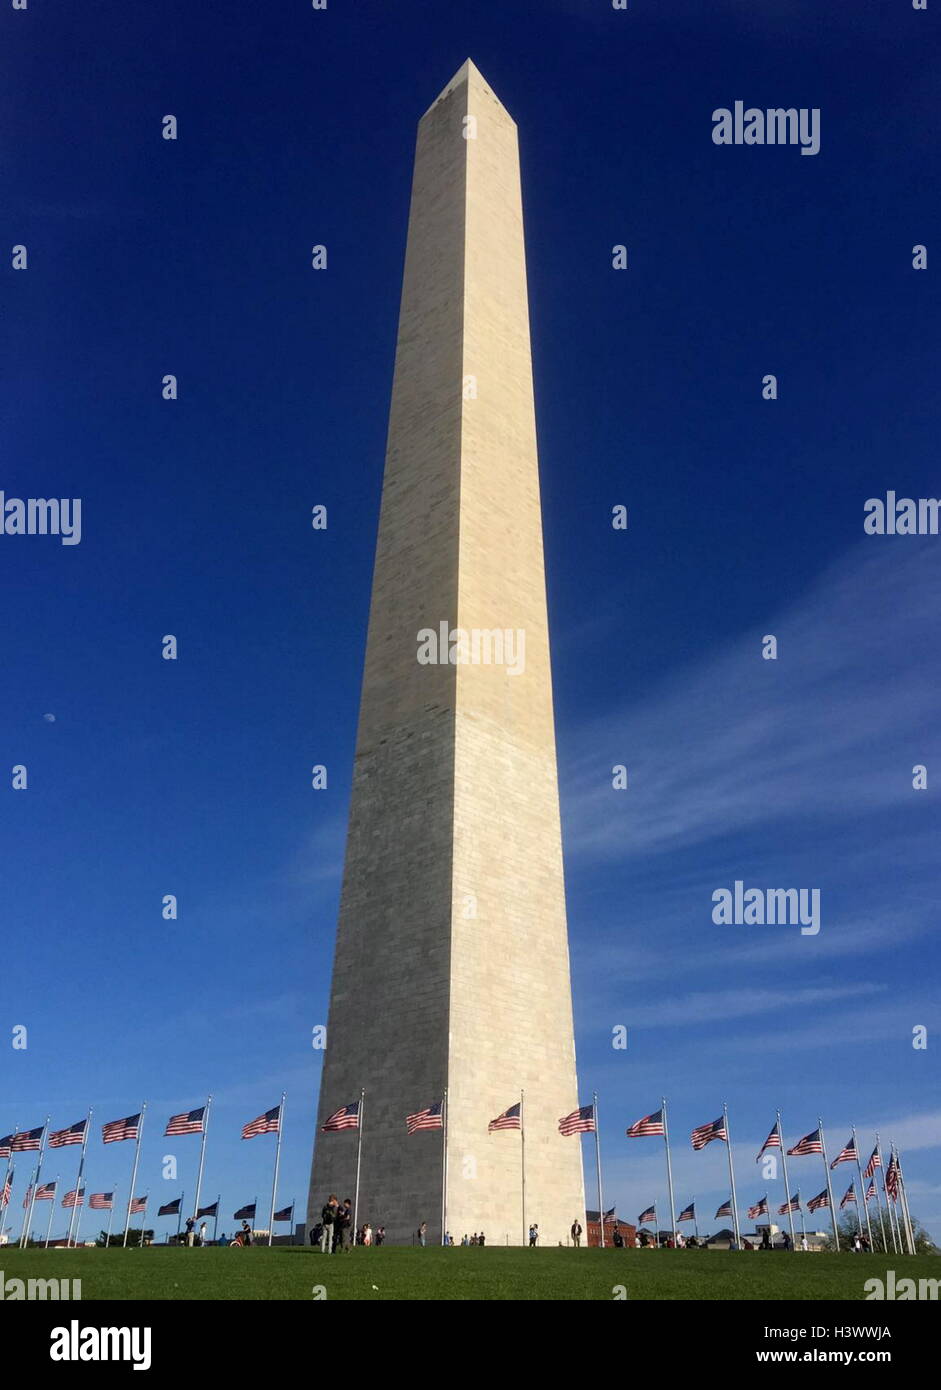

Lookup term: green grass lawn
[4,1245,938,1300]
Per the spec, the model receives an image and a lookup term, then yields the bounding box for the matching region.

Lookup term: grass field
[3,1246,938,1300]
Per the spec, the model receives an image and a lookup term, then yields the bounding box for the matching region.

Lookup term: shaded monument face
[307,59,585,1247]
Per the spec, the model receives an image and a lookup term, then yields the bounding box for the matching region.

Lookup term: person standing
[478,1231,486,1247]
[570,1219,582,1248]
[184,1216,196,1248]
[334,1198,353,1252]
[198,1221,208,1247]
[417,1221,428,1247]
[375,1225,385,1247]
[320,1195,337,1253]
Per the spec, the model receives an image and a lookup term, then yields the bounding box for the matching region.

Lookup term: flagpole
[894,1146,915,1254]
[353,1088,365,1239]
[723,1103,741,1250]
[653,1199,659,1248]
[191,1095,212,1224]
[440,1089,449,1247]
[661,1097,678,1246]
[875,1134,897,1253]
[851,1127,872,1248]
[267,1092,286,1248]
[73,1190,86,1247]
[122,1103,147,1248]
[44,1180,58,1247]
[871,1134,888,1252]
[177,1191,185,1239]
[21,1116,50,1247]
[65,1110,92,1248]
[0,1125,15,1246]
[777,1112,796,1250]
[19,1167,37,1245]
[818,1117,840,1251]
[593,1093,604,1249]
[140,1193,149,1246]
[520,1089,526,1247]
[105,1191,116,1247]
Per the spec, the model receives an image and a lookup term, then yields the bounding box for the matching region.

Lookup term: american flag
[22,1185,33,1209]
[884,1155,899,1199]
[558,1105,595,1136]
[274,1205,294,1222]
[489,1102,522,1133]
[102,1114,140,1144]
[839,1183,856,1209]
[34,1182,56,1201]
[164,1107,205,1136]
[158,1197,181,1217]
[865,1181,877,1203]
[1,1172,12,1208]
[807,1188,829,1212]
[130,1196,147,1214]
[778,1192,801,1215]
[234,1203,256,1220]
[715,1198,732,1219]
[11,1127,44,1152]
[242,1105,281,1140]
[197,1201,218,1218]
[321,1101,360,1132]
[603,1206,617,1220]
[0,1134,15,1159]
[756,1123,781,1162]
[691,1116,727,1150]
[406,1101,444,1134]
[748,1196,769,1220]
[830,1135,856,1168]
[787,1128,822,1156]
[626,1109,664,1138]
[677,1202,696,1223]
[638,1205,656,1225]
[62,1188,85,1208]
[864,1146,881,1178]
[49,1119,88,1149]
[90,1192,114,1210]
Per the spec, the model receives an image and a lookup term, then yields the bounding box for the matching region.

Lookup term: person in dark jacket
[320,1195,337,1253]
[335,1199,353,1253]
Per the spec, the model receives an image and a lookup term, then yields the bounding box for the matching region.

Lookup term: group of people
[311,1195,386,1252]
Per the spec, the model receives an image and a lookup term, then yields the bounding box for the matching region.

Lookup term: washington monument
[307,60,586,1246]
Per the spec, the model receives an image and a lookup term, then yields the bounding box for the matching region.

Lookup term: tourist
[612,1226,624,1249]
[478,1231,486,1247]
[198,1221,208,1247]
[800,1234,808,1252]
[320,1195,337,1253]
[184,1216,196,1248]
[375,1225,385,1246]
[528,1223,538,1247]
[417,1221,428,1247]
[362,1222,373,1246]
[570,1219,582,1248]
[335,1199,353,1252]
[241,1220,253,1247]
[471,1232,478,1245]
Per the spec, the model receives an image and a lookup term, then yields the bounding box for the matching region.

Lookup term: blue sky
[3,0,939,1242]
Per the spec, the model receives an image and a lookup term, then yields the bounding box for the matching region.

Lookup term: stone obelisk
[307,60,585,1246]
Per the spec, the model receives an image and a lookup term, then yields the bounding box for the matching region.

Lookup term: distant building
[585,1211,637,1248]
